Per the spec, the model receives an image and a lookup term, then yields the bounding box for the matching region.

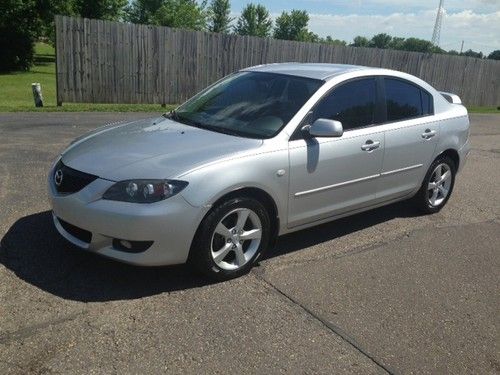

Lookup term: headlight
[102,179,188,203]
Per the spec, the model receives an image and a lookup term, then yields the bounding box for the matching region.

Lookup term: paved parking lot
[0,112,498,374]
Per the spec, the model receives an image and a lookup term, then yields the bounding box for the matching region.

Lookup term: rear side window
[312,78,377,131]
[385,78,433,122]
[421,90,432,115]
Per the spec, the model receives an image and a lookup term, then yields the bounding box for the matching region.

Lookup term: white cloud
[307,10,500,54]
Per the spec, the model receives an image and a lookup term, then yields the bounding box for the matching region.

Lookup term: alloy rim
[210,208,262,271]
[427,163,452,207]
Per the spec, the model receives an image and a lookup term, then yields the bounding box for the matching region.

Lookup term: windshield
[172,72,323,139]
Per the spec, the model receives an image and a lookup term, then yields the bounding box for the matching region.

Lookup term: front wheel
[414,155,456,214]
[189,197,271,281]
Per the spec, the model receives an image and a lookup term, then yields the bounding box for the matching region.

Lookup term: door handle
[361,140,380,151]
[422,129,436,139]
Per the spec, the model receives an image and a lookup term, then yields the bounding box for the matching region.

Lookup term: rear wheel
[189,197,270,280]
[415,155,456,214]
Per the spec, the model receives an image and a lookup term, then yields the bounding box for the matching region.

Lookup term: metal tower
[431,0,445,47]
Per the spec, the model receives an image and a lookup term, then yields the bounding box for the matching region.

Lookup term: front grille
[53,160,98,194]
[58,218,92,243]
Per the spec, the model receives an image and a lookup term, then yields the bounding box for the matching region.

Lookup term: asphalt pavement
[0,112,498,374]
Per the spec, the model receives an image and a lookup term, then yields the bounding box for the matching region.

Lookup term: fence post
[31,83,44,107]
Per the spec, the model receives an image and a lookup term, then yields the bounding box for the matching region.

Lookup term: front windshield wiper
[163,109,179,121]
[165,111,258,138]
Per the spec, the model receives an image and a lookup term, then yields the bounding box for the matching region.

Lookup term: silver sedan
[48,63,471,280]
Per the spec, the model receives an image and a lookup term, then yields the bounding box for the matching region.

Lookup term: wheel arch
[437,148,460,170]
[189,186,281,258]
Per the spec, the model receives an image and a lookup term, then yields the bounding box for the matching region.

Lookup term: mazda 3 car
[48,63,471,280]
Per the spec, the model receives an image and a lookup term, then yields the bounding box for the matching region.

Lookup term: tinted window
[312,78,377,131]
[175,72,322,139]
[421,90,432,115]
[385,78,433,121]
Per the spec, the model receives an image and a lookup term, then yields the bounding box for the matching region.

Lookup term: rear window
[385,78,433,122]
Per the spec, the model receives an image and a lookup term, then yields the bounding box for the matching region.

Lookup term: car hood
[62,116,263,181]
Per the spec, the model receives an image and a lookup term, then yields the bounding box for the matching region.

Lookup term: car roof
[242,63,373,81]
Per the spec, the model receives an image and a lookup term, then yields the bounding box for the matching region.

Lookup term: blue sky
[229,0,500,54]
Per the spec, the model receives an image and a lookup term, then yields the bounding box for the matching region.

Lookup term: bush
[0,0,40,72]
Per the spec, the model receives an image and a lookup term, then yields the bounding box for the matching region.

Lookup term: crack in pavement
[253,219,500,375]
[0,311,87,346]
[261,219,499,272]
[252,271,396,375]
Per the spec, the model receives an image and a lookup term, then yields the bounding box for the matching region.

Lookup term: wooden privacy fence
[55,15,500,106]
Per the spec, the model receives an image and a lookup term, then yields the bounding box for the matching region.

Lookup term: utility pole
[460,40,464,54]
[431,0,445,47]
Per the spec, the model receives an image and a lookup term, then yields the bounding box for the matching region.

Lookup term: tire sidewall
[191,197,271,280]
[419,156,456,213]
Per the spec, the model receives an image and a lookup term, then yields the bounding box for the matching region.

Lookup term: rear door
[377,77,438,201]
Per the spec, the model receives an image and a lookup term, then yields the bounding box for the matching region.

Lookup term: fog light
[119,240,132,249]
[112,238,154,253]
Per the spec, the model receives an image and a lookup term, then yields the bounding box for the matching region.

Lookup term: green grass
[0,43,175,112]
[467,106,500,114]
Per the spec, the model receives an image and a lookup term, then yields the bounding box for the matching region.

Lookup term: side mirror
[303,118,343,138]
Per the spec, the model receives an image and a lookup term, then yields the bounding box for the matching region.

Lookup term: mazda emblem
[54,169,64,187]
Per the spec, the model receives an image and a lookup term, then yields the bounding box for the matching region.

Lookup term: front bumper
[48,167,204,266]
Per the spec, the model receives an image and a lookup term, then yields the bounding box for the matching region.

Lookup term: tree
[351,36,369,47]
[401,37,434,53]
[234,3,272,37]
[73,0,127,20]
[153,0,208,30]
[125,0,163,24]
[388,36,405,50]
[273,9,309,41]
[322,35,346,46]
[0,0,40,71]
[35,0,75,44]
[488,50,500,60]
[369,33,392,49]
[208,0,232,33]
[462,49,483,59]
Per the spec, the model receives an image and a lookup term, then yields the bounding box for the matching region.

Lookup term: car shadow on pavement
[266,199,420,259]
[0,211,211,302]
[0,200,420,302]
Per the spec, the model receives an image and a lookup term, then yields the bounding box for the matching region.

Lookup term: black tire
[414,155,456,214]
[189,196,271,281]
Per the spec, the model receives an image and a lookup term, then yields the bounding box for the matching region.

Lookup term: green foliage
[350,33,479,56]
[0,0,40,72]
[351,36,369,47]
[462,49,483,58]
[369,33,392,49]
[73,0,128,20]
[208,0,232,33]
[125,0,164,24]
[153,0,208,30]
[322,36,346,46]
[36,0,75,44]
[234,3,272,37]
[388,36,405,50]
[487,50,500,60]
[273,9,309,41]
[400,37,434,53]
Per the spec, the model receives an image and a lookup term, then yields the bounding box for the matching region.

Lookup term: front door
[287,77,385,228]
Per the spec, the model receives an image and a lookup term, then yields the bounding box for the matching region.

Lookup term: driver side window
[311,78,378,131]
